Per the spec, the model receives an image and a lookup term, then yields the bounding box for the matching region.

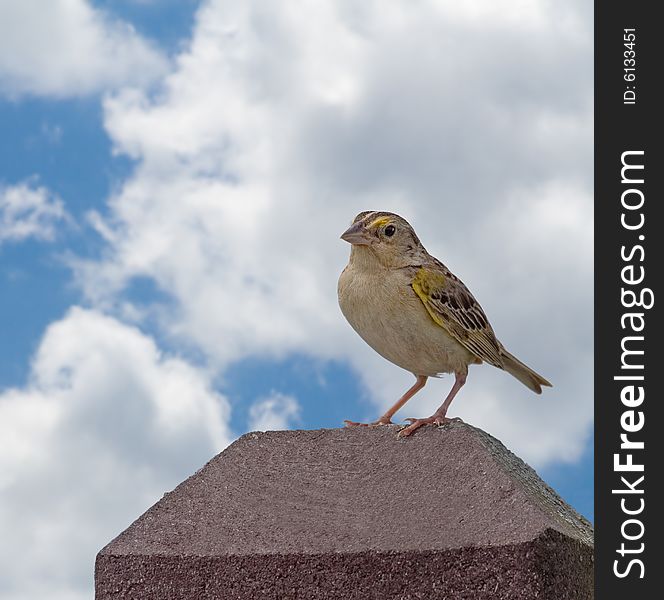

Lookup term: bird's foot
[398,415,463,437]
[344,417,394,428]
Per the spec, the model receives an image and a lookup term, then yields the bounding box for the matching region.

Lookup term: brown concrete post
[96,423,594,599]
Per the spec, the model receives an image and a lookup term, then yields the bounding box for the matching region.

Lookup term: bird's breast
[337,264,471,376]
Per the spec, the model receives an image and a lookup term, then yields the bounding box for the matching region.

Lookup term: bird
[337,210,551,437]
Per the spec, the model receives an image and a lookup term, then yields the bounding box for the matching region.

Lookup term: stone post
[96,423,594,599]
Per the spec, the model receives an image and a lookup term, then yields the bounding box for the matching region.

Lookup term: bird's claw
[344,418,393,428]
[398,415,463,437]
[439,416,463,424]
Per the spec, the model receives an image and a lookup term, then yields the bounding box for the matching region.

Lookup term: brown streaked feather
[411,260,504,368]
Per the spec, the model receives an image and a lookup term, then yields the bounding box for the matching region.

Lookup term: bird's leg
[344,375,427,427]
[399,371,467,437]
[377,375,428,424]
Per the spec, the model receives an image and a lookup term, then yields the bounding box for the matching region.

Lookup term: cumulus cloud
[1,2,594,598]
[0,180,70,245]
[0,0,168,98]
[72,0,592,468]
[0,307,231,600]
[249,392,301,431]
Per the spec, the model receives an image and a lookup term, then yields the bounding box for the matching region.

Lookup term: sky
[0,1,592,598]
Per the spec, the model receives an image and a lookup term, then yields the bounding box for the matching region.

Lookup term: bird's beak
[340,223,372,245]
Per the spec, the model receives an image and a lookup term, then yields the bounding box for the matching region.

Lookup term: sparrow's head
[341,211,427,267]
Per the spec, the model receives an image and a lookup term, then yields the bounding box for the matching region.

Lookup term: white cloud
[1,1,594,597]
[0,180,70,245]
[0,0,168,98]
[72,0,592,469]
[248,392,301,431]
[0,307,231,600]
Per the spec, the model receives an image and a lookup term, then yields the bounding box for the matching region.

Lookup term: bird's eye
[384,225,396,237]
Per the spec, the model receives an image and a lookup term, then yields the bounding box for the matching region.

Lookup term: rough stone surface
[96,422,594,599]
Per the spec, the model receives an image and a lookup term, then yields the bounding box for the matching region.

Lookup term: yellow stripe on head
[367,216,392,229]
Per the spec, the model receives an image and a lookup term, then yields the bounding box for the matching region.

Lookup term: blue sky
[0,1,593,598]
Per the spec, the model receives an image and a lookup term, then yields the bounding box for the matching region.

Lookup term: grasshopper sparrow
[337,211,551,437]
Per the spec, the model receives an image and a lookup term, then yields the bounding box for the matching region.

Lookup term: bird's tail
[500,347,552,394]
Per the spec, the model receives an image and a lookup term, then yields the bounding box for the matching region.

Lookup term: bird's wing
[411,262,504,368]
